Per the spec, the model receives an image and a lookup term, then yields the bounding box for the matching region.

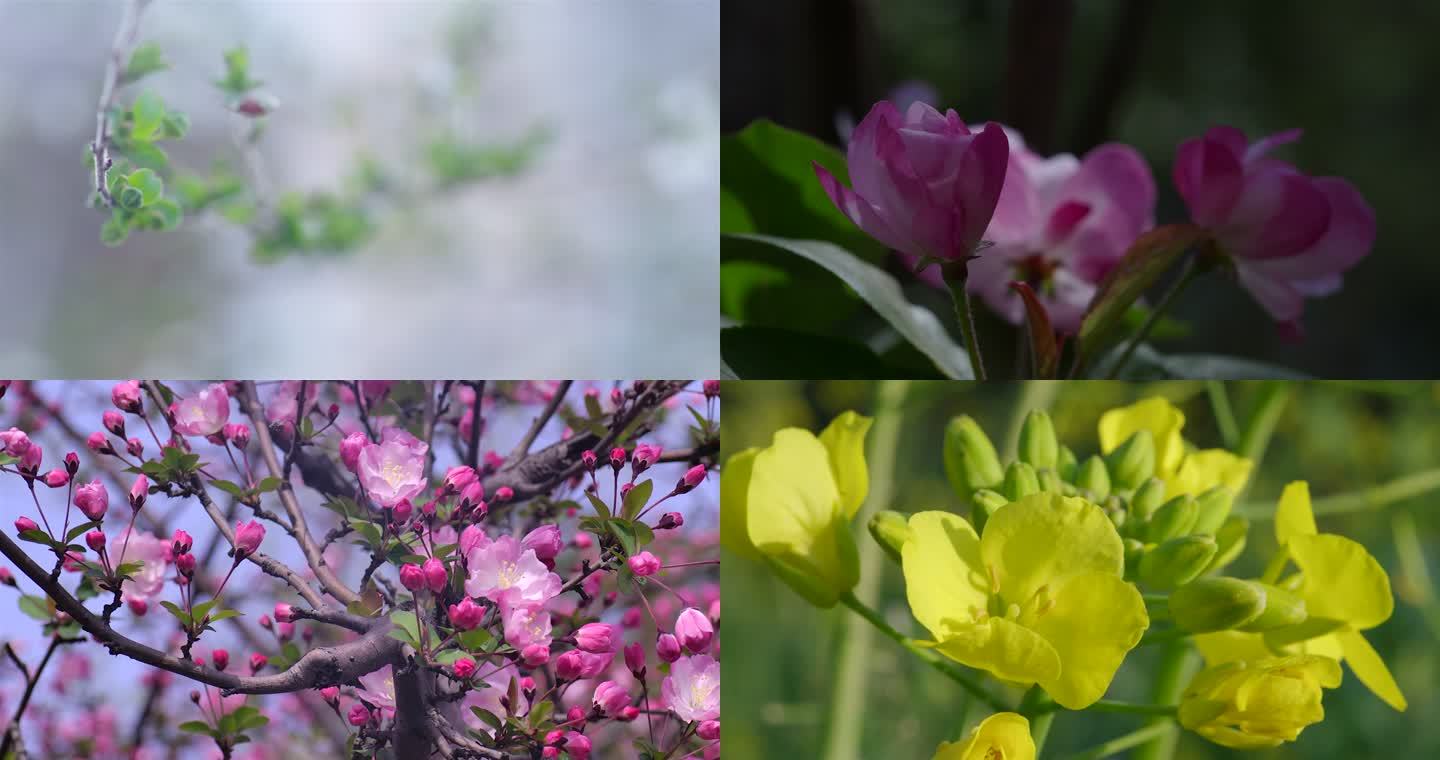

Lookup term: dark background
[722,0,1438,377]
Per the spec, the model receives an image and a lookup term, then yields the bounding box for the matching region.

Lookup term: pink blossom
[656,512,684,530]
[399,563,426,592]
[211,648,230,671]
[339,432,367,473]
[74,480,108,521]
[1174,126,1375,336]
[111,529,169,606]
[459,525,491,560]
[233,520,265,555]
[562,732,592,760]
[662,655,719,723]
[0,427,32,457]
[42,469,69,488]
[520,524,563,563]
[128,475,147,510]
[632,443,663,472]
[815,100,1010,266]
[173,384,231,437]
[357,427,429,507]
[274,603,295,623]
[656,633,681,663]
[464,536,561,613]
[593,680,630,716]
[628,551,661,577]
[355,667,397,719]
[697,720,720,740]
[676,464,707,493]
[624,642,645,675]
[347,704,371,726]
[86,431,110,454]
[573,622,618,653]
[111,380,143,413]
[503,606,553,649]
[447,596,485,630]
[675,608,714,653]
[442,465,478,494]
[452,657,477,680]
[102,410,126,436]
[223,423,251,448]
[171,529,193,554]
[264,380,317,423]
[521,644,550,667]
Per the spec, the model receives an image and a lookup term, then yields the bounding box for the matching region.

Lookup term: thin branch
[89,0,152,208]
[0,635,83,758]
[507,380,572,463]
[463,381,485,470]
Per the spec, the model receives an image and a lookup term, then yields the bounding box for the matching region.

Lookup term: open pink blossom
[1174,125,1375,337]
[661,655,719,723]
[357,427,429,507]
[110,529,169,606]
[264,380,318,423]
[465,536,561,613]
[959,129,1156,333]
[355,666,398,720]
[503,606,554,650]
[815,100,1009,266]
[172,384,230,437]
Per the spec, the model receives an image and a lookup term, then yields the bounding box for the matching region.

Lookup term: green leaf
[17,529,54,546]
[389,610,421,643]
[720,186,755,234]
[458,627,493,651]
[607,520,638,556]
[18,595,51,621]
[119,186,145,210]
[160,600,192,626]
[584,393,604,421]
[209,609,243,623]
[210,479,247,498]
[191,599,217,621]
[127,169,162,206]
[123,43,170,84]
[470,707,502,730]
[724,234,973,379]
[177,720,215,736]
[215,47,260,94]
[253,476,282,494]
[584,492,611,520]
[621,479,653,520]
[161,111,190,140]
[527,699,553,729]
[1009,282,1061,379]
[65,521,101,543]
[720,326,923,379]
[1077,224,1207,358]
[130,90,166,141]
[1092,344,1310,380]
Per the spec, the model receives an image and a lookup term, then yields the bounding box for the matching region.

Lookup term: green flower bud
[1130,478,1168,522]
[1056,445,1078,482]
[868,510,912,566]
[1139,535,1218,590]
[1001,461,1040,502]
[1237,582,1308,632]
[943,416,1004,500]
[1205,515,1249,574]
[1123,538,1146,579]
[971,489,1009,533]
[1018,410,1058,470]
[1106,430,1155,490]
[1075,456,1111,501]
[1106,503,1128,530]
[1147,495,1199,543]
[1038,468,1065,495]
[1191,486,1235,536]
[1170,577,1266,633]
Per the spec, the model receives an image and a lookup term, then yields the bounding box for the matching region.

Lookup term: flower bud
[111,381,143,414]
[943,416,1004,499]
[1171,577,1267,633]
[494,486,513,502]
[609,447,627,472]
[86,431,112,455]
[1037,468,1065,494]
[63,451,80,475]
[232,520,265,556]
[422,557,448,593]
[1000,461,1040,502]
[697,720,721,741]
[675,608,713,653]
[1056,445,1078,482]
[447,597,484,630]
[249,653,267,673]
[128,597,148,616]
[867,510,912,565]
[126,438,144,458]
[175,552,197,576]
[554,650,584,680]
[43,469,70,489]
[211,648,230,671]
[1179,656,1339,749]
[1106,430,1156,490]
[391,499,413,524]
[1075,456,1110,500]
[628,551,660,577]
[703,380,720,399]
[443,465,478,495]
[129,474,148,511]
[339,432,367,474]
[1191,485,1235,536]
[1206,515,1250,574]
[656,633,681,663]
[522,525,564,562]
[14,516,38,534]
[171,529,193,555]
[0,568,14,586]
[347,704,371,726]
[1123,537,1146,578]
[675,464,707,494]
[399,563,426,592]
[1017,410,1058,470]
[1129,478,1167,522]
[224,424,251,449]
[452,657,477,679]
[1138,535,1218,590]
[522,643,550,667]
[623,642,645,675]
[574,623,616,653]
[74,480,108,520]
[581,450,597,472]
[85,530,107,553]
[1147,495,1199,543]
[274,603,295,623]
[1236,582,1308,633]
[320,686,339,704]
[258,614,272,629]
[103,410,126,437]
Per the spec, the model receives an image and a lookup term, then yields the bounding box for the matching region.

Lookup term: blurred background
[722,1,1437,377]
[723,380,1440,758]
[0,1,717,377]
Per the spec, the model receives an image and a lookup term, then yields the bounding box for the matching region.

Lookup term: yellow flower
[901,493,1149,709]
[720,411,873,607]
[1179,655,1340,749]
[932,712,1034,760]
[1098,397,1253,497]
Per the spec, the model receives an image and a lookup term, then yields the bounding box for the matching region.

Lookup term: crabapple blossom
[464,535,562,612]
[74,480,108,521]
[357,426,428,507]
[675,608,714,653]
[593,680,630,716]
[111,529,170,607]
[42,469,69,488]
[657,632,682,663]
[504,606,554,649]
[111,380,143,413]
[339,431,366,473]
[172,383,230,436]
[662,655,720,723]
[629,551,661,576]
[232,520,265,555]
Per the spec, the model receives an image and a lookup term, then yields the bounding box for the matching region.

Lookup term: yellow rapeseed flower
[932,712,1035,760]
[1179,655,1341,749]
[1098,397,1253,497]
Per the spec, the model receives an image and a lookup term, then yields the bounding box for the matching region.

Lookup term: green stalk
[1236,383,1290,484]
[1063,723,1174,760]
[941,261,987,381]
[1131,642,1196,760]
[821,381,908,760]
[1205,381,1239,450]
[1017,686,1055,755]
[1238,467,1440,520]
[1106,256,1201,379]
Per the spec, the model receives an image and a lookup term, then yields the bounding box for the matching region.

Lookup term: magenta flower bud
[697,720,720,741]
[623,642,645,675]
[554,650,584,681]
[339,432,367,474]
[347,704,371,727]
[442,465,478,494]
[592,680,629,716]
[248,653,268,673]
[451,657,477,680]
[564,731,592,760]
[399,563,426,592]
[632,443,663,473]
[111,381,143,414]
[125,437,143,458]
[656,633,681,663]
[171,529,193,555]
[619,482,634,500]
[702,380,719,399]
[565,706,585,725]
[675,608,714,653]
[319,686,339,704]
[277,622,295,641]
[573,532,594,550]
[18,443,41,473]
[63,451,80,475]
[655,512,684,531]
[102,410,126,437]
[447,596,484,630]
[385,499,413,525]
[573,623,616,654]
[258,614,272,629]
[211,648,230,671]
[0,568,14,586]
[494,486,513,503]
[816,101,1010,269]
[628,551,660,577]
[127,597,148,616]
[521,643,550,667]
[74,480,108,520]
[0,428,31,457]
[274,603,295,623]
[459,480,485,510]
[85,530,107,553]
[129,474,148,510]
[422,557,448,593]
[86,432,111,455]
[609,447,627,472]
[580,450,597,472]
[175,552,197,576]
[233,520,265,556]
[42,469,70,489]
[610,387,624,406]
[676,464,707,494]
[224,423,251,449]
[521,524,564,562]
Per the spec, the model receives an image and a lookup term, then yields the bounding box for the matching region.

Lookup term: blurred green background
[722,1,1439,377]
[721,381,1440,758]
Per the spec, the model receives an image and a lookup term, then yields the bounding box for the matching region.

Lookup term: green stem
[821,381,909,760]
[1105,255,1201,379]
[941,261,987,381]
[1017,686,1055,755]
[837,591,1010,712]
[1205,381,1239,450]
[1238,467,1440,520]
[1031,699,1178,718]
[1137,628,1191,648]
[1063,723,1174,760]
[1236,382,1289,464]
[1131,642,1195,760]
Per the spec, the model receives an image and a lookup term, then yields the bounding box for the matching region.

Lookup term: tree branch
[507,381,572,464]
[89,0,153,208]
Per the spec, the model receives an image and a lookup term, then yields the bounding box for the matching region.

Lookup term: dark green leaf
[65,521,101,543]
[177,720,215,736]
[621,479,653,520]
[584,492,611,520]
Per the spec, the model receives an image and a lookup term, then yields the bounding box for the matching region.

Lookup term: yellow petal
[1274,481,1317,547]
[1029,572,1149,709]
[818,411,874,519]
[719,448,760,561]
[1336,628,1407,711]
[932,712,1035,760]
[1288,534,1394,630]
[1171,449,1253,498]
[980,492,1124,605]
[759,515,859,609]
[929,617,1062,687]
[901,511,989,638]
[1194,631,1274,666]
[747,429,856,604]
[1098,397,1187,478]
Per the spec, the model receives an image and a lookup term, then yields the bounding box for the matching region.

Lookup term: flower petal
[981,492,1124,605]
[1098,397,1187,479]
[1031,571,1149,709]
[1171,449,1253,498]
[718,448,760,561]
[818,411,874,519]
[1288,534,1393,630]
[1274,481,1318,547]
[933,712,1035,760]
[814,161,916,254]
[901,511,990,638]
[1335,628,1407,711]
[1223,167,1331,260]
[929,616,1062,686]
[1195,631,1275,666]
[1173,132,1244,227]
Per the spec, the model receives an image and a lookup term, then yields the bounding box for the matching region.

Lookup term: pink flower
[815,100,1010,266]
[10,516,35,534]
[111,529,169,605]
[656,633,681,663]
[347,704,371,726]
[320,686,340,704]
[102,410,126,436]
[452,657,477,680]
[675,608,714,653]
[563,732,592,760]
[593,680,630,716]
[464,536,561,613]
[357,427,429,507]
[628,551,661,577]
[697,720,720,741]
[399,563,426,592]
[422,557,448,593]
[42,469,69,489]
[624,642,646,675]
[85,530,107,553]
[264,380,317,423]
[171,529,193,554]
[339,432,367,473]
[355,667,397,718]
[503,606,553,649]
[459,525,491,559]
[249,653,268,673]
[211,648,230,671]
[223,423,251,448]
[74,480,108,521]
[520,524,563,563]
[1174,126,1375,336]
[442,465,478,494]
[111,380,143,413]
[702,380,720,398]
[128,475,147,510]
[950,130,1157,333]
[676,464,707,493]
[656,512,684,530]
[0,427,32,457]
[554,650,612,680]
[233,520,265,556]
[662,655,719,723]
[632,443,663,472]
[574,622,617,654]
[447,596,485,630]
[173,384,230,437]
[86,431,110,454]
[274,602,295,623]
